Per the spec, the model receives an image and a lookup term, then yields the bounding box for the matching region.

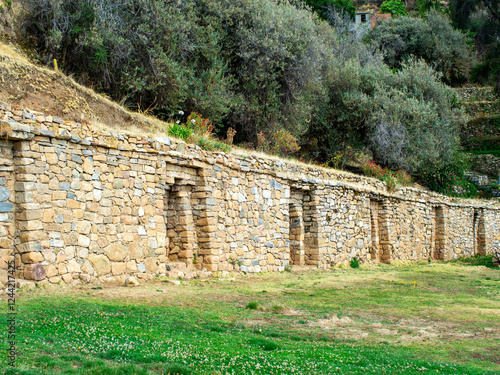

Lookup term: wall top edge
[1,101,499,211]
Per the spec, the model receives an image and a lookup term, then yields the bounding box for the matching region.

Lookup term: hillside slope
[0,41,170,136]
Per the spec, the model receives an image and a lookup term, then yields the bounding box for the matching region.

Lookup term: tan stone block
[49,276,62,284]
[121,233,135,242]
[144,257,159,273]
[58,263,68,275]
[20,231,47,243]
[178,250,193,259]
[18,209,42,221]
[83,158,94,174]
[88,254,111,275]
[21,252,44,264]
[97,236,109,248]
[73,209,84,219]
[78,235,91,247]
[267,253,275,265]
[128,239,145,260]
[67,199,81,209]
[56,251,66,263]
[52,191,67,200]
[204,263,218,271]
[196,217,217,226]
[81,260,94,275]
[46,153,59,165]
[61,273,73,283]
[202,255,219,264]
[0,238,11,249]
[66,259,81,273]
[121,215,135,225]
[126,261,137,272]
[45,265,58,278]
[111,262,126,276]
[105,243,128,261]
[18,220,43,231]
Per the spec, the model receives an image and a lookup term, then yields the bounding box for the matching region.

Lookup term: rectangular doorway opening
[165,179,198,265]
[432,206,445,260]
[474,209,486,256]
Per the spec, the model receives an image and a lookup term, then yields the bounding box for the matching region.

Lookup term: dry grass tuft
[0,122,12,137]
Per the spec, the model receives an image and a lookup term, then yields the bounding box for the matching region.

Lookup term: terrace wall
[1,102,499,285]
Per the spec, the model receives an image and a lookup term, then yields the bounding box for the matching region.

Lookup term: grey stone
[137,263,146,273]
[38,129,55,137]
[0,202,13,212]
[240,265,249,272]
[59,182,70,191]
[0,187,10,201]
[156,137,171,146]
[72,154,83,164]
[252,260,259,265]
[266,242,274,248]
[50,239,64,248]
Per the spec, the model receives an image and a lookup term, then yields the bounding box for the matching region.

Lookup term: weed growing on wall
[362,161,412,189]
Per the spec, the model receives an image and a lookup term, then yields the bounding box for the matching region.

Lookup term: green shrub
[168,124,193,141]
[380,0,408,16]
[350,256,360,268]
[269,129,301,157]
[367,10,473,85]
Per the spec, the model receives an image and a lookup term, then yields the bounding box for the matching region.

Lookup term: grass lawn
[1,259,499,374]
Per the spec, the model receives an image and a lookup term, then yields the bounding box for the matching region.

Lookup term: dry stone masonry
[1,102,499,286]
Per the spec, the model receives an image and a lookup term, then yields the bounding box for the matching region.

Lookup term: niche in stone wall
[164,178,199,265]
[473,208,486,256]
[431,206,445,260]
[289,187,319,266]
[369,199,391,263]
[369,199,381,262]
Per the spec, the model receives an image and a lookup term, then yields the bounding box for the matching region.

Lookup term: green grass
[1,260,499,374]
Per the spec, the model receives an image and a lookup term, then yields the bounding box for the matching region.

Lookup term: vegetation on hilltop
[5,0,496,196]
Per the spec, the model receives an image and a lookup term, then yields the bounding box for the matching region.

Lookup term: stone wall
[1,102,500,286]
[469,153,500,178]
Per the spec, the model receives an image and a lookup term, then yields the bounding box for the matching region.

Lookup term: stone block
[21,252,44,264]
[144,257,159,273]
[88,254,111,275]
[24,264,46,281]
[111,262,126,276]
[62,274,73,283]
[45,265,58,278]
[105,243,128,261]
[49,276,62,284]
[78,235,91,247]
